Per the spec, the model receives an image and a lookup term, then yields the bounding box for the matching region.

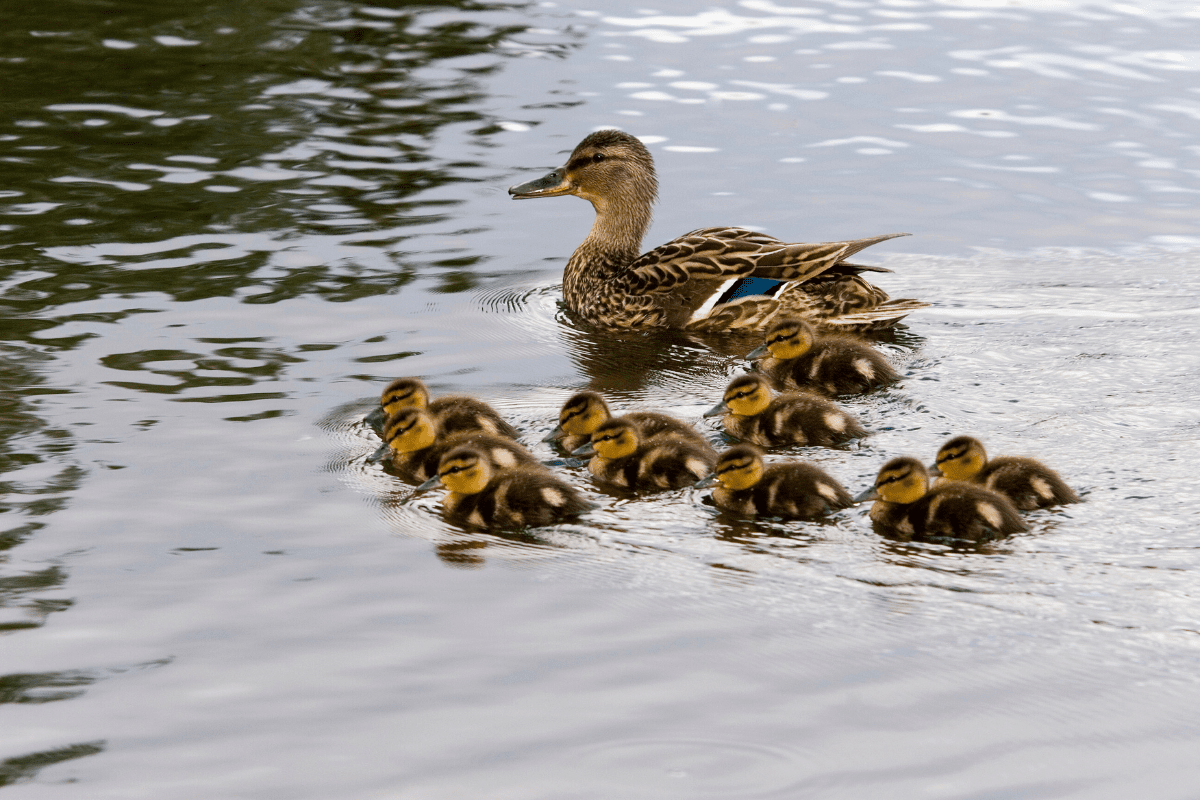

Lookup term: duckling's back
[446,467,592,528]
[979,456,1080,511]
[765,336,899,397]
[635,433,718,490]
[430,396,519,439]
[590,432,715,491]
[729,393,865,447]
[627,411,710,451]
[716,462,852,518]
[923,481,1028,542]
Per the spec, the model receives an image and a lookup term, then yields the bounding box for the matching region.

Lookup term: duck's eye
[592,152,605,163]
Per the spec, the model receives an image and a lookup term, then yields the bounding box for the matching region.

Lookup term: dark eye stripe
[937,449,966,464]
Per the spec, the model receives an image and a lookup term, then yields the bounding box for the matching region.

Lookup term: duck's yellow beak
[509,168,573,199]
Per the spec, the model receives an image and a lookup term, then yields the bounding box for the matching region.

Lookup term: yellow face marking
[723,378,770,416]
[765,323,812,360]
[936,438,986,481]
[560,396,606,435]
[716,454,763,490]
[591,424,638,459]
[438,453,490,495]
[381,380,429,415]
[874,461,928,505]
[384,409,437,453]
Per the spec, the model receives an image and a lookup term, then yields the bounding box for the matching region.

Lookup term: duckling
[704,374,866,448]
[860,456,1027,542]
[425,444,593,529]
[509,129,926,332]
[378,407,538,484]
[697,444,853,519]
[933,435,1079,510]
[748,317,899,396]
[544,390,712,454]
[574,416,716,491]
[367,377,518,439]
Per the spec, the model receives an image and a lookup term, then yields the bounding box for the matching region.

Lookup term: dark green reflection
[0,741,105,787]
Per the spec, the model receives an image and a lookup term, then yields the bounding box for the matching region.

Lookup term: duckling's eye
[592,152,606,163]
[938,448,965,464]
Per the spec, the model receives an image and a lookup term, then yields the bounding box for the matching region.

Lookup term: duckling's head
[870,456,930,505]
[711,445,766,491]
[380,377,431,416]
[436,445,494,496]
[934,435,987,481]
[382,407,439,454]
[709,374,773,418]
[589,417,641,460]
[508,129,658,217]
[555,391,611,437]
[754,317,816,361]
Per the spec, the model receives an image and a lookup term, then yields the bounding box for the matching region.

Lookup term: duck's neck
[568,193,653,277]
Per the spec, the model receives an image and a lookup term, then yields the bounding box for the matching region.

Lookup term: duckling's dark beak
[702,401,728,418]
[746,343,770,361]
[542,424,567,443]
[366,441,392,464]
[694,473,718,489]
[363,405,386,431]
[509,168,573,199]
[854,485,879,503]
[415,474,444,493]
[570,442,596,457]
[927,461,942,475]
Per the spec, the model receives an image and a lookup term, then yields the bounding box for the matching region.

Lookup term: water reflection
[0,741,106,788]
[1,0,579,784]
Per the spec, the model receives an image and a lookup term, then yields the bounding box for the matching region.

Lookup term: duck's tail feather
[815,298,930,332]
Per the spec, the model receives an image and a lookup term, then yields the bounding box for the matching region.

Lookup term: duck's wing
[624,229,909,294]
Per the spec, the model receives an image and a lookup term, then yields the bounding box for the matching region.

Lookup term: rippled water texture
[3,0,1200,797]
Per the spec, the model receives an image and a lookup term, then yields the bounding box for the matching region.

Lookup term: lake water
[3,0,1200,797]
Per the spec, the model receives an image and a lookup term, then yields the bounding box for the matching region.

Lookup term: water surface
[3,0,1200,797]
